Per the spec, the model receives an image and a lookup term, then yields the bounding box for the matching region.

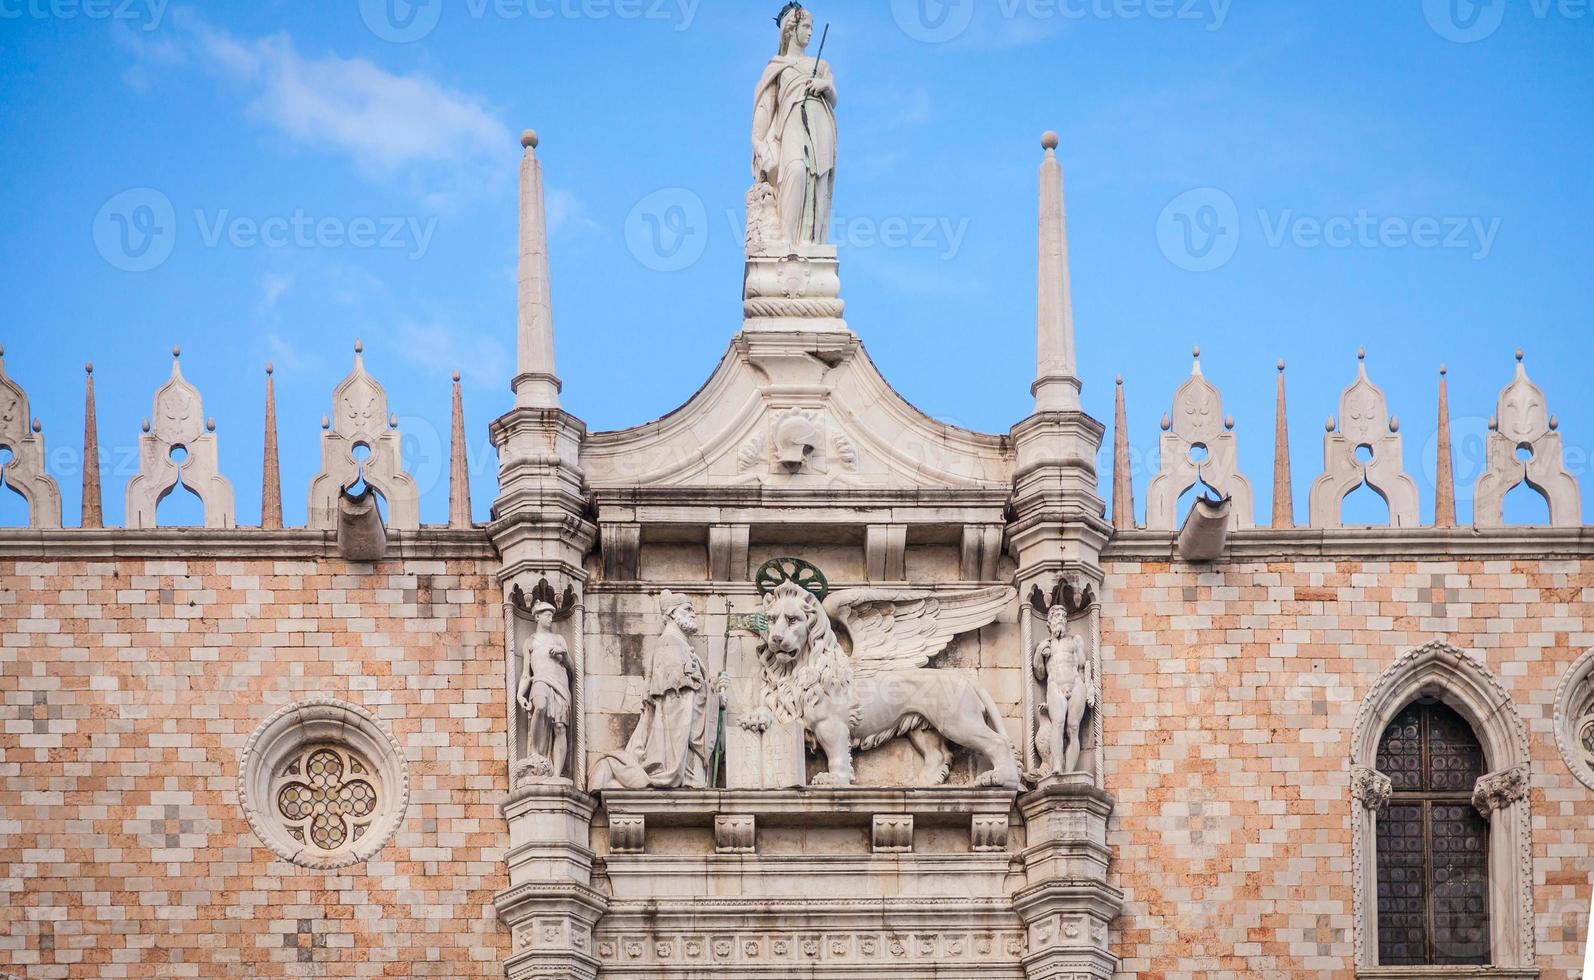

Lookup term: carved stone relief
[736,407,859,481]
[307,342,419,531]
[745,558,1021,789]
[1308,350,1420,528]
[125,349,236,529]
[589,591,725,790]
[1349,764,1391,814]
[0,346,62,528]
[1145,350,1254,530]
[1474,351,1581,527]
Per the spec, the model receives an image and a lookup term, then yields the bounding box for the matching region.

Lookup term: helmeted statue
[751,2,837,249]
[517,600,573,780]
[590,591,725,790]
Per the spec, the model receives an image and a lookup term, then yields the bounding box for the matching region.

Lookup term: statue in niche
[743,559,1022,788]
[1029,581,1098,780]
[511,579,578,785]
[590,592,727,791]
[518,601,573,781]
[751,2,837,250]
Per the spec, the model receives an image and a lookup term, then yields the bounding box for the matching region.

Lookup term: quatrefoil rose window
[276,746,381,851]
[1554,649,1594,792]
[240,699,409,870]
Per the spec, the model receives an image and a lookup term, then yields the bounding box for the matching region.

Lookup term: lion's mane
[758,581,854,724]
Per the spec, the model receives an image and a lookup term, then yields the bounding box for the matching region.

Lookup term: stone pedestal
[743,245,847,332]
[1014,777,1122,980]
[495,787,608,980]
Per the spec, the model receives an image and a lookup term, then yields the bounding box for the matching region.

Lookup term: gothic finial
[173,345,181,359]
[266,362,274,376]
[1272,358,1294,528]
[1112,373,1135,530]
[1358,346,1366,360]
[521,129,539,150]
[1224,415,1235,431]
[207,417,216,433]
[449,370,472,529]
[85,362,93,374]
[1389,416,1400,433]
[31,418,40,434]
[1435,364,1456,528]
[1277,359,1286,372]
[354,338,364,355]
[1516,347,1524,362]
[1326,416,1336,433]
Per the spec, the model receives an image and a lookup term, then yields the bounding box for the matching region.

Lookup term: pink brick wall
[0,556,510,978]
[1101,557,1594,979]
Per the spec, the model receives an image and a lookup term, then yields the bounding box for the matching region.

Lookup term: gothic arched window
[1374,699,1490,966]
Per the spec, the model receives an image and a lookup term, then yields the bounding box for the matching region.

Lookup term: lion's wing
[824,586,1015,678]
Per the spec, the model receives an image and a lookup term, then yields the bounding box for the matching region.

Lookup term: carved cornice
[1104,526,1594,561]
[0,527,494,559]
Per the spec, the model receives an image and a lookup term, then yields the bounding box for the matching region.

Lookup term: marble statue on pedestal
[751,2,837,251]
[745,559,1022,788]
[590,592,726,791]
[517,600,573,782]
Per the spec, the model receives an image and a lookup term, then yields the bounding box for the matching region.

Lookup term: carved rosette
[1349,765,1392,814]
[1472,765,1530,819]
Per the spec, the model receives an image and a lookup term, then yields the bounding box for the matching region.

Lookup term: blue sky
[0,0,1589,528]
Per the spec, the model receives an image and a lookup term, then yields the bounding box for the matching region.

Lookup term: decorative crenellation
[125,348,235,529]
[0,345,63,528]
[1309,348,1420,528]
[1145,348,1254,530]
[1474,349,1581,527]
[308,340,419,531]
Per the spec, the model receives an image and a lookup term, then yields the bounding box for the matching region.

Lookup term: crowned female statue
[751,2,837,250]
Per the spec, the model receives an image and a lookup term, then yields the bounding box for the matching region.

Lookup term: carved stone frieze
[1474,350,1581,527]
[125,349,235,529]
[307,342,419,530]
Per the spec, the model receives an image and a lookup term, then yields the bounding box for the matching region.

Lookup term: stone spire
[1434,364,1456,528]
[261,363,282,530]
[1272,360,1294,528]
[82,362,102,529]
[1112,375,1134,530]
[514,130,562,410]
[449,371,472,529]
[1033,132,1081,413]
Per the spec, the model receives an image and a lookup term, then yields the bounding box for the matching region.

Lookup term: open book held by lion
[742,568,1022,789]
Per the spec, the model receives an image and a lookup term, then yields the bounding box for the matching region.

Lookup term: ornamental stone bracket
[308,341,420,531]
[1472,765,1530,819]
[0,346,62,528]
[1474,350,1581,527]
[1349,764,1392,815]
[125,348,236,529]
[1309,349,1420,529]
[1145,349,1254,531]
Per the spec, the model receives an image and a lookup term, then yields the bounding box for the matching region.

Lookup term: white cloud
[394,321,513,390]
[544,188,605,240]
[123,13,512,204]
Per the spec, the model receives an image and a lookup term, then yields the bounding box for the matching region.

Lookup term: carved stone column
[495,788,608,980]
[1014,780,1122,979]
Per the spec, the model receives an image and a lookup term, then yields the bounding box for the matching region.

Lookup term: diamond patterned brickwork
[0,556,509,978]
[1101,557,1594,978]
